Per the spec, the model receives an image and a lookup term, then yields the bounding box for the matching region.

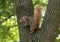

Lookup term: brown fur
[20,6,42,33]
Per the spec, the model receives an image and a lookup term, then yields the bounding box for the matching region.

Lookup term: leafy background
[0,0,60,42]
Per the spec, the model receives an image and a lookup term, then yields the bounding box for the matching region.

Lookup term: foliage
[0,0,60,42]
[33,0,48,6]
[0,0,19,42]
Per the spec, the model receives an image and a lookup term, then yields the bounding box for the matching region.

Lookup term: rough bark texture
[14,0,60,42]
[14,0,34,42]
[39,0,60,42]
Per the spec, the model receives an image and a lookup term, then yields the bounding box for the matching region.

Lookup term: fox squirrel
[20,6,43,33]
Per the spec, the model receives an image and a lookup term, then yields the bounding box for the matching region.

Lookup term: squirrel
[20,6,43,33]
[20,16,35,33]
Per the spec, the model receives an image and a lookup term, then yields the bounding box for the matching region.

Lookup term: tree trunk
[14,0,60,42]
[14,0,34,42]
[39,0,60,42]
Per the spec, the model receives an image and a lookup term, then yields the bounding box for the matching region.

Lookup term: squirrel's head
[20,16,27,23]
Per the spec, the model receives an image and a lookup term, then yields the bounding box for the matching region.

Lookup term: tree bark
[39,0,60,42]
[14,0,60,42]
[14,0,34,42]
